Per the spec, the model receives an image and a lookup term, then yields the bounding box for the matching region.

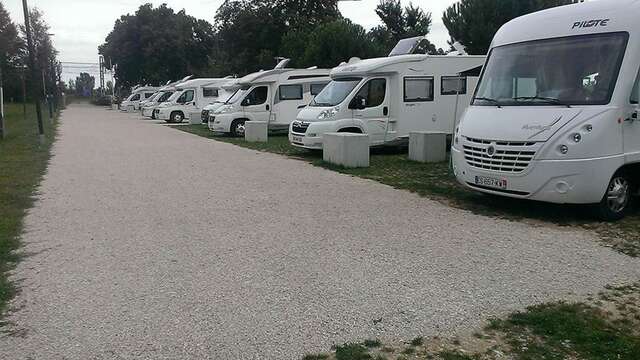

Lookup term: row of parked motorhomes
[120,0,640,221]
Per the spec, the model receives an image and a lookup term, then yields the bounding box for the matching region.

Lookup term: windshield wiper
[474,97,501,107]
[513,96,571,108]
[312,102,333,107]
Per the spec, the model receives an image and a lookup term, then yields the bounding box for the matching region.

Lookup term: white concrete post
[408,131,447,163]
[245,121,268,142]
[322,133,369,168]
[189,111,202,125]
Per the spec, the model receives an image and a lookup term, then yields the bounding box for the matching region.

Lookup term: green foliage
[443,0,578,54]
[335,343,371,360]
[363,338,382,348]
[99,4,216,88]
[74,73,95,97]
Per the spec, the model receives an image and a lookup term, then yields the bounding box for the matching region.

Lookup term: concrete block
[245,121,268,142]
[189,112,202,125]
[323,133,369,168]
[408,131,447,163]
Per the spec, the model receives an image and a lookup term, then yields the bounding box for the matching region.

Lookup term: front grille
[201,110,210,123]
[291,121,309,134]
[463,137,538,173]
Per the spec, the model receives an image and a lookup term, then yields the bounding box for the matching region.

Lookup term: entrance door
[352,78,389,144]
[242,86,271,122]
[624,70,640,162]
[177,89,197,116]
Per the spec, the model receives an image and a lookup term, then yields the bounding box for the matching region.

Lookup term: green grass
[0,102,58,322]
[172,125,640,257]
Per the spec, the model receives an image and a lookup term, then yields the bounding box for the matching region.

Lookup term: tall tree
[443,0,579,54]
[74,72,95,97]
[371,0,441,55]
[0,1,24,100]
[99,4,216,89]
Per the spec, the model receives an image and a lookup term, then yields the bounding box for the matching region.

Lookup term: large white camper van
[289,55,485,149]
[209,61,330,136]
[452,0,640,220]
[120,86,159,112]
[154,78,230,123]
[141,76,192,118]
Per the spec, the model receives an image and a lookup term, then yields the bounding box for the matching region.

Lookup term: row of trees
[99,0,579,91]
[0,1,60,103]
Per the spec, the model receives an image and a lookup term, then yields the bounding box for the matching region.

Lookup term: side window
[441,76,467,95]
[131,94,140,101]
[355,78,386,108]
[279,85,303,100]
[631,70,640,104]
[311,83,328,96]
[245,86,268,105]
[203,88,219,98]
[177,90,194,103]
[144,92,154,99]
[404,77,434,102]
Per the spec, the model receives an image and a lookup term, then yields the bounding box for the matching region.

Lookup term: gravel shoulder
[2,103,640,359]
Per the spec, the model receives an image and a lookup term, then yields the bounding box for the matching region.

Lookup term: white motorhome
[452,0,640,220]
[289,55,484,149]
[155,78,230,123]
[202,79,240,125]
[209,62,330,136]
[141,77,193,119]
[120,86,159,112]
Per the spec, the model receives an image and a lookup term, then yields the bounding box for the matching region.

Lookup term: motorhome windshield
[158,91,173,102]
[473,32,628,107]
[311,77,362,107]
[226,89,246,104]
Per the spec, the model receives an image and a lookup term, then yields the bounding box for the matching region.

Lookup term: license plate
[475,176,507,190]
[292,136,303,143]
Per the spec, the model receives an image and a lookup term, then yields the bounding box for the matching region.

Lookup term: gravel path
[2,103,640,359]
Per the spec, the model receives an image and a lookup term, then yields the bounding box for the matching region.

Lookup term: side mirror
[241,98,250,106]
[349,95,366,110]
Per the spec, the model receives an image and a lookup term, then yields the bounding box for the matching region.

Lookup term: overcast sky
[4,0,458,81]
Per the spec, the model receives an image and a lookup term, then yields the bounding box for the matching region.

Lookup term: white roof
[330,54,485,78]
[238,68,330,86]
[177,78,228,90]
[493,0,639,48]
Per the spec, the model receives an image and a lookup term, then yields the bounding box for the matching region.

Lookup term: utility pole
[21,66,27,120]
[0,60,5,140]
[22,0,45,143]
[99,55,105,96]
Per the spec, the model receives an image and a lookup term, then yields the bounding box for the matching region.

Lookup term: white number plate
[292,136,303,143]
[475,176,508,190]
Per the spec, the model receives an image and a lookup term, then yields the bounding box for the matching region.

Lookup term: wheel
[151,111,156,120]
[170,111,184,123]
[594,172,633,221]
[230,119,246,137]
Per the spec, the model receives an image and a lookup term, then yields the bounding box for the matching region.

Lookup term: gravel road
[2,103,640,359]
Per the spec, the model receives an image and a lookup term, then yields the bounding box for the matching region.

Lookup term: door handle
[383,106,389,116]
[625,111,638,122]
[266,104,270,111]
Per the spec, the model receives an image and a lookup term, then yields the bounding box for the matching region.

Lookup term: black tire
[230,119,246,137]
[170,111,184,123]
[593,171,633,221]
[151,111,156,120]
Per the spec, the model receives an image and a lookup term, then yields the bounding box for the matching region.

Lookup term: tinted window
[144,92,154,99]
[311,83,328,96]
[244,86,268,105]
[279,85,303,100]
[355,79,386,108]
[631,69,640,104]
[441,76,467,95]
[131,94,140,101]
[203,88,219,97]
[178,90,194,103]
[404,77,434,102]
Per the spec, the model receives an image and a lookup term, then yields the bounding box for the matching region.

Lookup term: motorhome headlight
[317,107,340,120]
[559,145,569,154]
[573,133,582,143]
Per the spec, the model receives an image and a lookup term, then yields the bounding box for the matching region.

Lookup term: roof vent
[274,58,291,69]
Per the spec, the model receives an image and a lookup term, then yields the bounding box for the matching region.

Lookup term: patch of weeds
[437,351,475,360]
[401,347,415,355]
[302,354,330,360]
[335,343,371,360]
[410,336,423,346]
[363,339,382,348]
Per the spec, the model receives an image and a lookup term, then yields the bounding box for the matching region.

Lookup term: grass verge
[171,124,640,257]
[300,282,640,360]
[0,103,58,323]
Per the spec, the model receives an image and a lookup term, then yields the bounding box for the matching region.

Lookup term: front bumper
[209,113,233,133]
[155,108,171,121]
[451,146,622,204]
[142,108,154,117]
